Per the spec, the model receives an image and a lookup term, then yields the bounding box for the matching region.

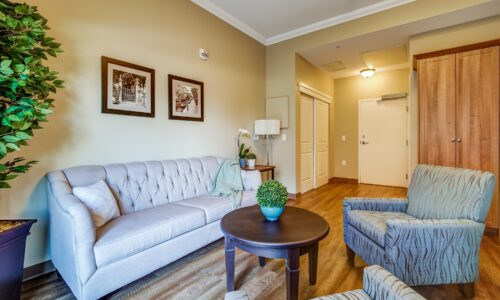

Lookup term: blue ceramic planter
[239,158,246,167]
[260,206,285,222]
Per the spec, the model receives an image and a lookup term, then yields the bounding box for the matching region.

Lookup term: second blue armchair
[343,164,495,298]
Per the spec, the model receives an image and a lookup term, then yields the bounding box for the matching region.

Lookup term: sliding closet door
[300,95,314,193]
[418,55,456,167]
[314,99,329,188]
[456,46,500,228]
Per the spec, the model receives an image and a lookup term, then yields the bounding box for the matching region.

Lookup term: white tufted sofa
[46,156,259,300]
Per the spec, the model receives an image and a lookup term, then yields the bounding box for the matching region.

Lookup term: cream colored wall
[1,0,266,268]
[408,15,500,177]
[333,69,409,179]
[266,0,488,193]
[294,55,335,190]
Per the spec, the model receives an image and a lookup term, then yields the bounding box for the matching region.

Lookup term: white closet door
[314,100,329,188]
[300,95,314,193]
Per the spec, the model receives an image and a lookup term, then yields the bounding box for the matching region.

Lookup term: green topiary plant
[0,0,63,188]
[256,180,288,208]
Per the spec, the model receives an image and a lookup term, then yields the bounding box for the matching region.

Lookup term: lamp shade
[254,119,280,135]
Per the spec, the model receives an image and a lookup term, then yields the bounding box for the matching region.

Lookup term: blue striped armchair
[344,164,496,297]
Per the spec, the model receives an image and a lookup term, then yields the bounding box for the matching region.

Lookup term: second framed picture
[168,74,204,122]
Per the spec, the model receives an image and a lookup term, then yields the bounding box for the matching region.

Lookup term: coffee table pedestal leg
[225,235,235,292]
[286,248,300,300]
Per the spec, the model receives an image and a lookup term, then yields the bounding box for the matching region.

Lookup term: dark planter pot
[0,219,36,300]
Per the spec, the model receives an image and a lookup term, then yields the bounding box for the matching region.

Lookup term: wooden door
[314,99,329,188]
[418,55,457,166]
[456,46,499,228]
[359,99,408,187]
[300,95,314,193]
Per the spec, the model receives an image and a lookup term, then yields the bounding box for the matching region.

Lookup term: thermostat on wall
[199,48,209,61]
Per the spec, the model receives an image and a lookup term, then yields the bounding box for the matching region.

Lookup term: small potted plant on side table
[238,143,251,167]
[256,180,288,221]
[246,152,256,169]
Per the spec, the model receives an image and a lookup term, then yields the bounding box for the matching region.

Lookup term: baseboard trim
[484,227,499,237]
[23,260,54,282]
[288,193,299,200]
[331,177,358,184]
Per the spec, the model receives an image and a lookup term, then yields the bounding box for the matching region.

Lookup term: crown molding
[192,0,415,46]
[266,0,415,45]
[191,0,267,44]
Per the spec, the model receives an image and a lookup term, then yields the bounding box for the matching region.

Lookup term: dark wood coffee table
[220,206,329,300]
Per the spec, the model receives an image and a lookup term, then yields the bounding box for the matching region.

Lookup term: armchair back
[407,165,495,222]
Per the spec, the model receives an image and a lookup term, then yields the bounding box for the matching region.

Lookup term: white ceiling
[299,0,500,79]
[191,0,415,45]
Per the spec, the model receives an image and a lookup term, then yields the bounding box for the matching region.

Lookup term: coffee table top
[220,206,329,248]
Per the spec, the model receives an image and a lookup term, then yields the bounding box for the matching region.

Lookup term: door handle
[451,138,456,143]
[457,138,462,143]
[360,141,369,145]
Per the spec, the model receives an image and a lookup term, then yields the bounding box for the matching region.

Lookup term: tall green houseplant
[0,0,63,188]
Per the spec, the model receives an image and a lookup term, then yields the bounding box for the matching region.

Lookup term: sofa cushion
[94,203,206,267]
[176,195,233,223]
[347,210,416,246]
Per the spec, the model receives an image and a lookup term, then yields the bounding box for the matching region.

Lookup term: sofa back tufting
[62,156,220,214]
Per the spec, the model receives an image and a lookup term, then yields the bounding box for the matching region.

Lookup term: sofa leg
[459,282,474,298]
[346,245,355,262]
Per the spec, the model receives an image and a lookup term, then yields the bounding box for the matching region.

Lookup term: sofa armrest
[240,170,261,191]
[47,171,97,290]
[385,219,484,285]
[363,265,425,300]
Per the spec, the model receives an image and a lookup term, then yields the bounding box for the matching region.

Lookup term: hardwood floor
[21,182,500,299]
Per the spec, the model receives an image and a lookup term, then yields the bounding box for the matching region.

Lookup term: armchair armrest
[363,265,425,300]
[344,197,409,213]
[343,198,408,241]
[385,219,485,285]
[47,171,97,288]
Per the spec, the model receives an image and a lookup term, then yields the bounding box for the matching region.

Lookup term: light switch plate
[341,135,346,142]
[282,134,286,141]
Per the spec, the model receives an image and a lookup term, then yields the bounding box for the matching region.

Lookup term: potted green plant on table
[256,180,288,221]
[0,1,63,299]
[246,152,256,169]
[238,143,251,167]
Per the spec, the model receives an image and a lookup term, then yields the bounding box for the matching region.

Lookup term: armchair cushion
[385,219,485,285]
[347,211,417,246]
[94,203,205,267]
[407,164,496,222]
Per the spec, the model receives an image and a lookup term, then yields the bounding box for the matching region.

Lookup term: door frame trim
[298,82,332,103]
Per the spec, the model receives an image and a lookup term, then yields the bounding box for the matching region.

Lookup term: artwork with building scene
[101,56,155,117]
[168,74,204,121]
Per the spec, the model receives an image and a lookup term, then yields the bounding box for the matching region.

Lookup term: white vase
[247,159,256,169]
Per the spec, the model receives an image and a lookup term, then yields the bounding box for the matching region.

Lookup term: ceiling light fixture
[360,68,376,78]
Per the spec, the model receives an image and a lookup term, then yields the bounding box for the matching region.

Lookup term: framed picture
[168,74,204,122]
[101,56,155,118]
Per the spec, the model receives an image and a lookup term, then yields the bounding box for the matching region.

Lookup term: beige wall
[266,0,488,193]
[333,69,409,179]
[407,15,500,177]
[294,55,335,190]
[1,0,266,268]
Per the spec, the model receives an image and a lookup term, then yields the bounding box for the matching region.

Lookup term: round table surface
[220,206,329,248]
